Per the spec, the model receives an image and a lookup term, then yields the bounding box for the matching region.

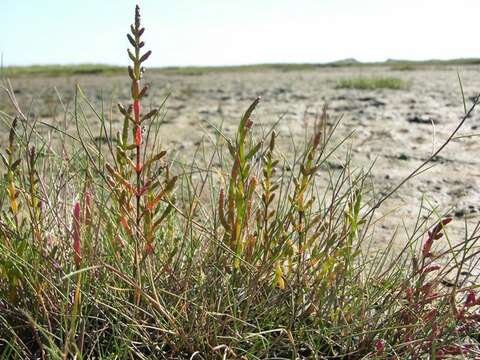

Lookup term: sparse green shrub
[390,63,417,71]
[1,6,480,359]
[336,76,406,90]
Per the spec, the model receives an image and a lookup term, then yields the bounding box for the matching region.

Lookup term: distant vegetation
[390,63,418,71]
[3,64,125,77]
[4,58,480,77]
[336,76,406,90]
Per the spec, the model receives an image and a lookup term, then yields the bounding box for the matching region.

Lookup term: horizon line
[4,57,480,70]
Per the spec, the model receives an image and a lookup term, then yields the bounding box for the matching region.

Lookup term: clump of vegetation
[336,76,406,90]
[390,63,417,71]
[1,5,480,359]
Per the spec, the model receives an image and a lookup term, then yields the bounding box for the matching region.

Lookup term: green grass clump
[1,5,480,359]
[336,76,406,90]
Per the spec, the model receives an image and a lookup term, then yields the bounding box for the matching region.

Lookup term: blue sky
[1,0,479,67]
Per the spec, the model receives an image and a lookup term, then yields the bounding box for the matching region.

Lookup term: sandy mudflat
[3,65,480,250]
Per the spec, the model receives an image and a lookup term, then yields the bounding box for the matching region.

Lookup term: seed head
[135,5,141,29]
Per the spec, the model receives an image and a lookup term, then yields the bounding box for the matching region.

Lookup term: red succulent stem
[134,102,142,237]
[132,17,143,289]
[128,7,144,254]
[126,5,156,297]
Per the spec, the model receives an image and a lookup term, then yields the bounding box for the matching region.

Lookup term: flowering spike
[139,50,152,63]
[375,339,386,355]
[442,217,453,226]
[134,4,141,29]
[405,287,413,304]
[422,264,441,274]
[465,291,477,308]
